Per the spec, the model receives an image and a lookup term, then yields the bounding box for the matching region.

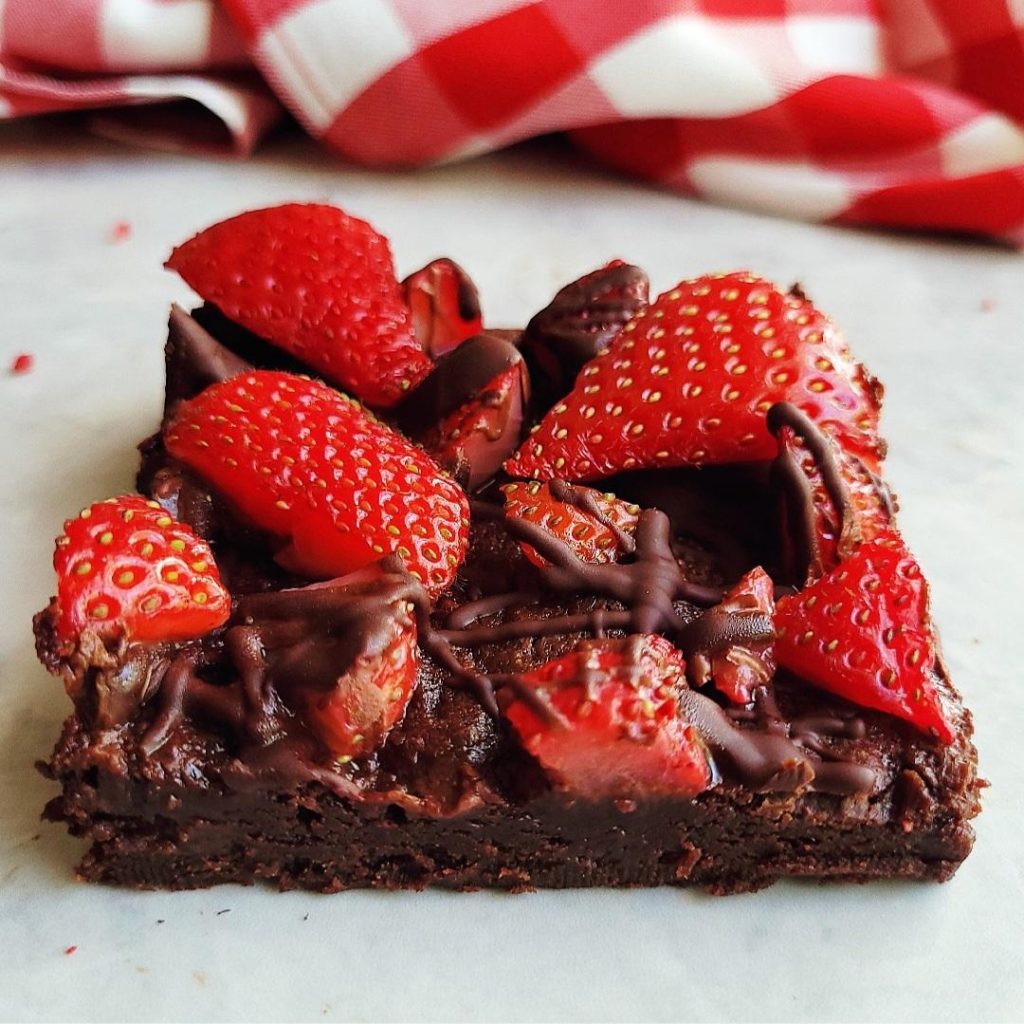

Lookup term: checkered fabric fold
[4,1,1024,243]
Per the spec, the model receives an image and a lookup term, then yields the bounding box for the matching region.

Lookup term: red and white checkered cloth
[4,1,1024,244]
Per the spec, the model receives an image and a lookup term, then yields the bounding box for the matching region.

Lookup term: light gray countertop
[1,125,1021,1022]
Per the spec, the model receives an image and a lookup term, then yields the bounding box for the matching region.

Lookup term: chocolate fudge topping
[521,262,648,407]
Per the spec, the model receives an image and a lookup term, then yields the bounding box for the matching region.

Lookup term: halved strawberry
[775,533,954,743]
[401,257,482,359]
[164,371,469,597]
[506,272,883,482]
[682,566,775,704]
[504,635,710,800]
[769,402,893,583]
[165,204,431,408]
[501,480,639,568]
[53,495,230,645]
[520,259,649,407]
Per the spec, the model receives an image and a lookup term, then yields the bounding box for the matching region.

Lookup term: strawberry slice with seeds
[775,533,954,743]
[769,402,893,583]
[504,635,710,800]
[501,480,639,568]
[166,204,431,408]
[401,257,482,359]
[53,495,230,644]
[682,566,775,704]
[506,272,883,482]
[164,370,469,597]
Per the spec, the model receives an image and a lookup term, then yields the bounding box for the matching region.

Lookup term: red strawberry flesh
[401,257,482,359]
[506,272,883,482]
[53,495,230,644]
[682,566,776,704]
[775,533,954,743]
[768,401,893,584]
[504,635,710,799]
[166,204,431,408]
[164,370,469,597]
[297,592,419,760]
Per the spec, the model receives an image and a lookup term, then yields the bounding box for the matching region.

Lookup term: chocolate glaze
[472,501,723,621]
[144,462,222,540]
[143,563,432,754]
[142,651,250,755]
[680,688,874,795]
[96,642,172,729]
[767,401,892,582]
[445,590,540,630]
[521,262,648,408]
[163,305,252,421]
[396,333,526,435]
[441,609,633,648]
[677,605,774,692]
[394,333,530,492]
[677,607,773,657]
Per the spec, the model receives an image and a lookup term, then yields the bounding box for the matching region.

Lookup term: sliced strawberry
[682,567,775,704]
[504,635,710,800]
[501,480,639,568]
[399,334,529,491]
[297,589,419,761]
[768,402,893,584]
[53,495,230,645]
[401,257,482,359]
[506,272,883,482]
[520,260,649,407]
[164,371,469,597]
[775,534,954,743]
[165,204,431,408]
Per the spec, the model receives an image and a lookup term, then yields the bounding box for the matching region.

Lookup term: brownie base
[43,702,977,895]
[47,787,970,895]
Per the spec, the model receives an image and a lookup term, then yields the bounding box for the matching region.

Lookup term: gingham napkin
[4,1,1024,244]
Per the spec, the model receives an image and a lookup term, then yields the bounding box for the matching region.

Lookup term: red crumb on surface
[64,945,77,956]
[9,353,33,375]
[110,220,132,242]
[980,297,996,312]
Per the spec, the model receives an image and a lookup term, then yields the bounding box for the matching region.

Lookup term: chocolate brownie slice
[35,209,982,893]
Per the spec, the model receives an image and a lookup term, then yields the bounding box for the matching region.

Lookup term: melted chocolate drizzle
[395,333,530,492]
[395,333,526,436]
[677,607,774,668]
[547,479,637,555]
[470,500,723,621]
[767,401,892,581]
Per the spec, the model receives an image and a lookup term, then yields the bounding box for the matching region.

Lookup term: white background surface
[1,124,1022,1023]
